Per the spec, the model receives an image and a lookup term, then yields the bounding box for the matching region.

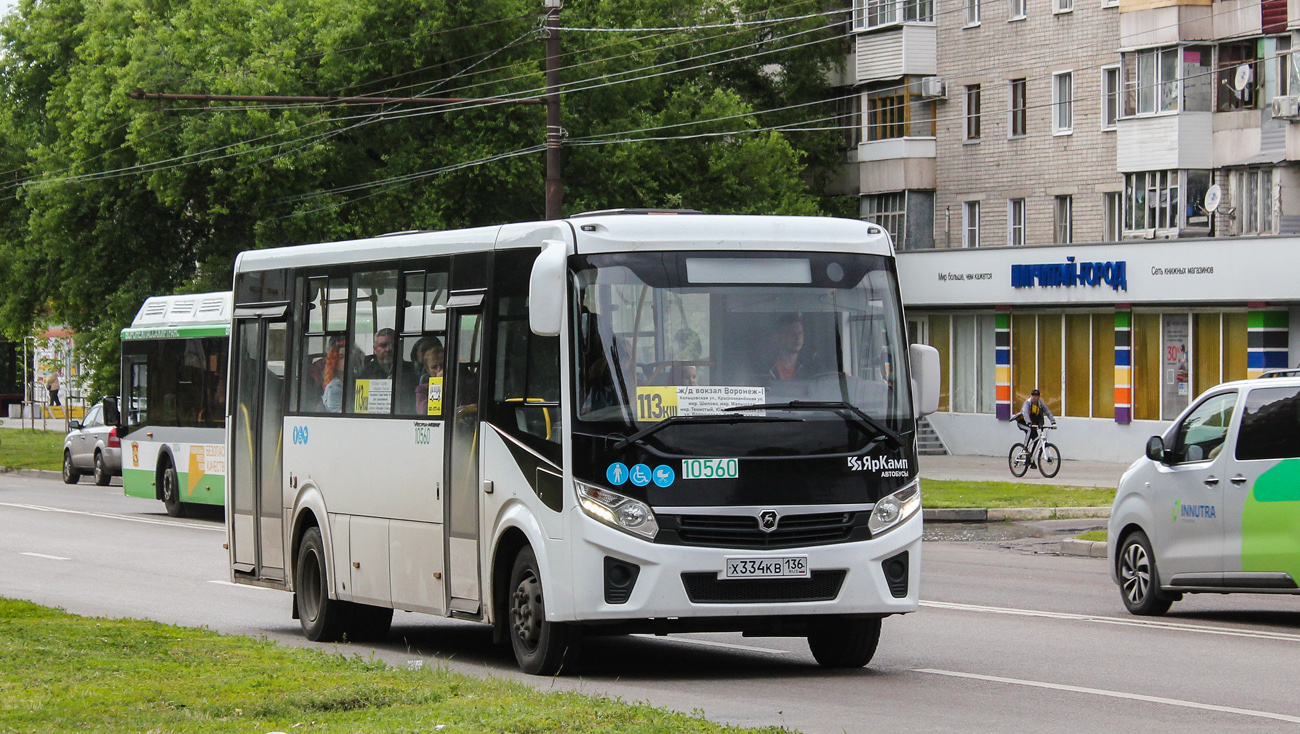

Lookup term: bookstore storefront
[896,238,1300,461]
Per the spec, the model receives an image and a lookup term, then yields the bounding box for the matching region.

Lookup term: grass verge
[1074,530,1107,542]
[0,597,782,734]
[921,479,1115,509]
[0,428,65,471]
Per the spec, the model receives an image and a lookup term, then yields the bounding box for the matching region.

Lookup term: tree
[0,0,850,394]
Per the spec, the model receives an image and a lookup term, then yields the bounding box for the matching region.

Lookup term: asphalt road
[3,473,1299,733]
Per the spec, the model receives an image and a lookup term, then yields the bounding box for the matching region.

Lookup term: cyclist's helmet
[1030,389,1040,396]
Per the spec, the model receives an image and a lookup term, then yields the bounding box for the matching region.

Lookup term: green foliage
[0,597,788,733]
[0,0,849,389]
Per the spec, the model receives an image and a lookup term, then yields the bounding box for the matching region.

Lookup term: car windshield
[572,251,912,439]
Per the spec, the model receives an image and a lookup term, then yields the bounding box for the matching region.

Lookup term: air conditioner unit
[1272,95,1300,120]
[919,77,946,99]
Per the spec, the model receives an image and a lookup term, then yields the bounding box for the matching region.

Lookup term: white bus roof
[233,215,893,273]
[122,291,232,340]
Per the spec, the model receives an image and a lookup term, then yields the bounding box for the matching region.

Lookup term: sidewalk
[918,454,1129,488]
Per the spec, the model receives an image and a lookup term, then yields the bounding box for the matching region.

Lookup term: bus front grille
[660,511,868,549]
[680,570,847,603]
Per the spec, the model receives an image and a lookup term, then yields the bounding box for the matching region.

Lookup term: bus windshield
[573,251,912,451]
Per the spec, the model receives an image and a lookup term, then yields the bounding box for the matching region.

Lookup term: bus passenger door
[445,299,484,614]
[231,317,289,582]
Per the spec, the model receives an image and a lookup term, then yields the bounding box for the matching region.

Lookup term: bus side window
[490,249,562,451]
[396,268,448,417]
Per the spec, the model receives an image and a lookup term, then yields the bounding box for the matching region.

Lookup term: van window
[1236,386,1300,461]
[1170,391,1236,463]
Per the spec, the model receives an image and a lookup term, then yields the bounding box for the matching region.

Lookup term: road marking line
[631,634,789,655]
[916,669,1300,725]
[920,600,1300,643]
[21,552,69,561]
[0,502,222,532]
[208,580,280,591]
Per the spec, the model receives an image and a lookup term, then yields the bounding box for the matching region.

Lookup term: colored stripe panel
[1114,310,1132,425]
[1248,311,1288,329]
[1114,386,1132,406]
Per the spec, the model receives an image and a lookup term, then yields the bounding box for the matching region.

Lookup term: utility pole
[544,0,563,220]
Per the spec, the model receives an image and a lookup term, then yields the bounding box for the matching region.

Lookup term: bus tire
[161,460,184,518]
[62,451,80,485]
[808,616,881,668]
[508,545,580,675]
[296,526,352,642]
[93,452,112,486]
[1118,530,1173,616]
[350,604,393,642]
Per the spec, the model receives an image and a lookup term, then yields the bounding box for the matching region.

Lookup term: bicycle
[1009,424,1061,478]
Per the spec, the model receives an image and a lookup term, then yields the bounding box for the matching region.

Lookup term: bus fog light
[576,482,659,540]
[868,481,921,536]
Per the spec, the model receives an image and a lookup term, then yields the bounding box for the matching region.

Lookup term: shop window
[1012,314,1037,407]
[1038,314,1063,416]
[1091,314,1115,419]
[1217,42,1260,111]
[1193,313,1221,398]
[1065,314,1091,417]
[1224,312,1249,381]
[1132,313,1161,421]
[930,314,950,412]
[951,315,996,414]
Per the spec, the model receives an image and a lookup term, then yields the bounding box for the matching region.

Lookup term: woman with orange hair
[321,343,345,413]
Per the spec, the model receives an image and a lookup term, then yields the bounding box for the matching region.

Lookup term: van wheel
[161,461,184,517]
[93,452,111,486]
[808,616,882,668]
[508,545,580,675]
[62,451,80,485]
[350,604,394,642]
[1118,531,1173,616]
[296,526,352,642]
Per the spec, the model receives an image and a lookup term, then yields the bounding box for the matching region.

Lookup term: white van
[1109,371,1300,615]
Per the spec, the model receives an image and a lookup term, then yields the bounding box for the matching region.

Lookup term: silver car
[62,400,122,486]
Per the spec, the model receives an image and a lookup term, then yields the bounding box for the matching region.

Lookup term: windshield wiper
[722,400,904,449]
[611,413,804,452]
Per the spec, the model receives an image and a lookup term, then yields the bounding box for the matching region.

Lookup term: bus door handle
[1203,476,1219,487]
[1230,475,1249,486]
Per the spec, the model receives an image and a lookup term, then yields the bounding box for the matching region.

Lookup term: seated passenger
[321,343,345,413]
[415,339,446,415]
[767,314,806,381]
[359,328,398,380]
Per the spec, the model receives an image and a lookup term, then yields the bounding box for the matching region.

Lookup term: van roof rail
[571,208,702,217]
[1259,369,1300,379]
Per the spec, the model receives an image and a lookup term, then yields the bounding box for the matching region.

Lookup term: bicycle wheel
[1008,443,1029,477]
[1039,443,1061,478]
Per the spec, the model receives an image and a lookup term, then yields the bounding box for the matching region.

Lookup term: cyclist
[1013,389,1056,465]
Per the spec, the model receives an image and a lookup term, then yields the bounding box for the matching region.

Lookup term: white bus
[120,291,230,517]
[227,213,939,674]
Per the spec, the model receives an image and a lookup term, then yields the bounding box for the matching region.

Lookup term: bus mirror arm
[529,239,573,337]
[909,344,940,417]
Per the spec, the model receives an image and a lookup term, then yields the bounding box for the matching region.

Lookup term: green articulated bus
[120,292,230,517]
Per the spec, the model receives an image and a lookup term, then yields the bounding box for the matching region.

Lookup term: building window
[1124,171,1177,232]
[1009,79,1027,137]
[1053,196,1072,243]
[963,201,980,247]
[1054,0,1073,12]
[1102,66,1120,129]
[1278,37,1292,97]
[1122,47,1180,116]
[867,91,905,140]
[836,93,862,149]
[853,0,934,27]
[1053,72,1073,134]
[863,191,935,250]
[1009,0,1026,20]
[1104,192,1121,241]
[1236,168,1275,235]
[964,0,980,25]
[965,84,981,141]
[1007,199,1026,245]
[1218,42,1260,111]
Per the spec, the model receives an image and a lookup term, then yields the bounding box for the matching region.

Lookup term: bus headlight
[576,482,659,540]
[868,480,921,536]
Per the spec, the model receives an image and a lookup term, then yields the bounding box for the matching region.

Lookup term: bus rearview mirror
[529,239,571,337]
[909,343,940,417]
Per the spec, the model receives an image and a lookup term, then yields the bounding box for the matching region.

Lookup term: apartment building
[842,0,1300,460]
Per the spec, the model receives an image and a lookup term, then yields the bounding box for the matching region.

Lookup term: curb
[0,466,62,479]
[923,506,1111,523]
[1060,539,1108,557]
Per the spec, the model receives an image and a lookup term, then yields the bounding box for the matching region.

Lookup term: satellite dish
[1204,184,1222,213]
[1234,65,1252,92]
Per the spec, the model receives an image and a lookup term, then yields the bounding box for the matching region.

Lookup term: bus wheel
[62,451,80,485]
[296,526,352,642]
[93,452,111,486]
[161,461,184,518]
[808,616,881,668]
[350,604,393,642]
[508,545,580,675]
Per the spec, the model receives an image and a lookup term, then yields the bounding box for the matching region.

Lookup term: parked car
[1109,371,1300,615]
[62,398,122,486]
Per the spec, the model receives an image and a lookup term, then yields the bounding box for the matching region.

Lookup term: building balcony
[858,136,936,161]
[1116,113,1212,172]
[855,24,936,83]
[1121,0,1283,45]
[855,137,936,194]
